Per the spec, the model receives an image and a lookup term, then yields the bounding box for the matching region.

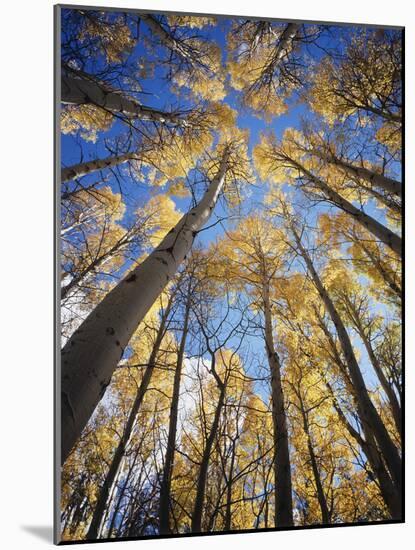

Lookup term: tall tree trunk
[62,72,189,127]
[328,387,402,519]
[268,23,300,70]
[357,420,402,519]
[292,227,402,494]
[289,158,402,257]
[263,283,293,528]
[61,151,229,465]
[299,402,330,524]
[158,287,192,534]
[312,149,402,199]
[247,23,300,100]
[358,240,401,298]
[86,297,173,540]
[140,15,199,66]
[341,98,401,124]
[344,296,402,430]
[62,153,136,183]
[359,185,401,214]
[347,306,402,438]
[106,449,140,538]
[224,438,237,531]
[191,382,226,533]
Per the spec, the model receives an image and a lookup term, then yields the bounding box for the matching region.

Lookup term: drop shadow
[21,525,53,543]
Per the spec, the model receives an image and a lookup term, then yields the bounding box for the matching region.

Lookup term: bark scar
[155,256,168,266]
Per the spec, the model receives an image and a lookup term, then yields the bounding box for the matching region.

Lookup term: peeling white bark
[61,151,229,464]
[140,15,197,64]
[61,153,136,182]
[312,149,402,199]
[290,159,402,257]
[252,23,300,93]
[275,23,301,60]
[61,73,189,127]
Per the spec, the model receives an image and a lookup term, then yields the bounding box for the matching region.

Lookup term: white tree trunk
[62,153,136,183]
[140,15,197,64]
[255,23,300,88]
[61,73,188,127]
[312,149,402,198]
[275,23,300,60]
[61,151,229,464]
[159,285,191,534]
[291,226,402,493]
[86,297,173,540]
[291,159,402,257]
[263,284,293,527]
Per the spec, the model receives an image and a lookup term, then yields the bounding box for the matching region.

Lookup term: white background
[0,0,412,547]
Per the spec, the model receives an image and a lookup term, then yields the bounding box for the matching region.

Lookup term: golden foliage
[136,194,182,247]
[61,104,113,142]
[78,13,135,63]
[307,30,402,125]
[227,22,300,118]
[167,15,217,29]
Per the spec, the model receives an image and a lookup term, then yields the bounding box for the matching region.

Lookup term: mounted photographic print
[54,4,403,544]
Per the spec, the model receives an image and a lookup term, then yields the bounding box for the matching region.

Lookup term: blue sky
[61,10,400,405]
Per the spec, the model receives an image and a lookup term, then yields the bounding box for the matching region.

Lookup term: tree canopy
[58,8,402,542]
